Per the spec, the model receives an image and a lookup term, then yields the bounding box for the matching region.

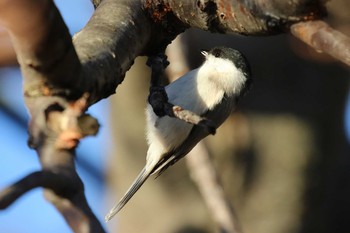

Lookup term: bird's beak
[201,49,208,57]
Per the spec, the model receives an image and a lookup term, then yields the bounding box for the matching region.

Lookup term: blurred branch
[0,1,101,228]
[0,171,44,209]
[291,20,350,66]
[0,159,104,233]
[0,25,16,66]
[187,144,242,233]
[0,170,81,209]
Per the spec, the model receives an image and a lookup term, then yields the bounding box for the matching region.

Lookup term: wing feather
[152,94,237,176]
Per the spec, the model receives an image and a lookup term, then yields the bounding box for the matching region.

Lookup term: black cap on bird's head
[201,46,250,76]
[201,46,252,95]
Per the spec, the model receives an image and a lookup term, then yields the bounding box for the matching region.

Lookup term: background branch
[187,144,242,233]
[291,20,350,66]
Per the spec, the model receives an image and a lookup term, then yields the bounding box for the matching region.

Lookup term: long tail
[105,167,152,222]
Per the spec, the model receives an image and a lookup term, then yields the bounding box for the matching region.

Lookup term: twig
[0,171,44,209]
[186,144,242,233]
[291,20,350,66]
[0,170,81,209]
[0,159,105,233]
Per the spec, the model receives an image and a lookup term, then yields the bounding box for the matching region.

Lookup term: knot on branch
[144,0,172,23]
[28,93,99,150]
[24,80,84,101]
[197,0,225,33]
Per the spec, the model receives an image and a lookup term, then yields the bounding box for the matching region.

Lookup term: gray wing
[152,94,237,176]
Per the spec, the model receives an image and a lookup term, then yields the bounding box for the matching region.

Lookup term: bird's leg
[146,53,169,117]
[146,54,216,135]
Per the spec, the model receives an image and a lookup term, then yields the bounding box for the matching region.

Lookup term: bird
[105,46,251,221]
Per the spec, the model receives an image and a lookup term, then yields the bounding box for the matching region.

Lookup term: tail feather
[105,167,152,222]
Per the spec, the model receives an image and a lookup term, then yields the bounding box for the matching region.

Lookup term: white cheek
[203,55,246,95]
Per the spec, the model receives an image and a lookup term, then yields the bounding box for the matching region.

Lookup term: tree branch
[187,144,242,233]
[143,0,326,35]
[0,1,102,231]
[74,0,151,104]
[291,20,350,66]
[0,170,82,209]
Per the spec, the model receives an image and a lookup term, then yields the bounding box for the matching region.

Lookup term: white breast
[199,54,247,97]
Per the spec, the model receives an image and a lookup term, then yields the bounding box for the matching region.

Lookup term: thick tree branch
[0,0,331,101]
[74,0,187,105]
[74,0,151,104]
[143,0,326,35]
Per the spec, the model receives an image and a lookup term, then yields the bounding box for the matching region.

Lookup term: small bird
[105,46,251,221]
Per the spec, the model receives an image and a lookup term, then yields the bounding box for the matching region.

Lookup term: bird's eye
[214,51,221,57]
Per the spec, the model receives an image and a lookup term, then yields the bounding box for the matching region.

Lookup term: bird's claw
[146,53,169,69]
